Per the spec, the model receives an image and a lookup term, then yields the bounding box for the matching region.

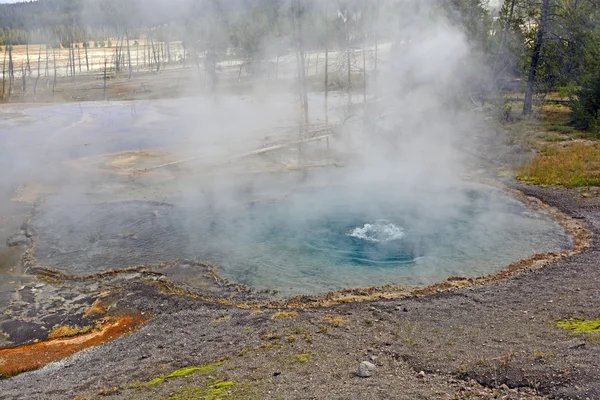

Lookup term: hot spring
[33,180,571,296]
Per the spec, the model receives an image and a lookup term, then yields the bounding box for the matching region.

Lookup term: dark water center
[33,183,571,295]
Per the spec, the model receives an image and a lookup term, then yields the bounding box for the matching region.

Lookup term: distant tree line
[2,0,600,134]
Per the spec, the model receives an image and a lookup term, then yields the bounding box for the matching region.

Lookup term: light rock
[356,361,376,378]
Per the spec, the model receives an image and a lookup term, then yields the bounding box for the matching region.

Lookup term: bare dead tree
[147,39,152,71]
[166,33,172,65]
[71,31,76,76]
[52,48,57,100]
[34,46,42,101]
[114,46,119,74]
[374,29,378,74]
[125,30,132,81]
[324,0,329,131]
[2,47,6,99]
[84,39,90,72]
[104,59,108,101]
[347,31,352,107]
[45,44,49,78]
[8,35,14,98]
[150,35,159,72]
[65,49,71,76]
[293,0,309,127]
[493,0,516,78]
[37,45,42,78]
[21,63,26,100]
[26,33,32,76]
[362,0,367,105]
[77,45,82,73]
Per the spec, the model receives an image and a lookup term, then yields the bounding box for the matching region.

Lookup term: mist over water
[0,0,573,296]
[32,180,571,295]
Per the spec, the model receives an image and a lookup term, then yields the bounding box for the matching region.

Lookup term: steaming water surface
[1,99,572,296]
[33,183,571,296]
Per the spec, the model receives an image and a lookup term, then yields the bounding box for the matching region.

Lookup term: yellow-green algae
[271,311,299,319]
[166,380,236,400]
[146,362,223,386]
[556,318,600,333]
[288,353,310,363]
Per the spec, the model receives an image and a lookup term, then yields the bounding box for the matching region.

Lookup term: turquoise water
[34,183,571,296]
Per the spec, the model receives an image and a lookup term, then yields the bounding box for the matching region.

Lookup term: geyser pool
[34,183,571,296]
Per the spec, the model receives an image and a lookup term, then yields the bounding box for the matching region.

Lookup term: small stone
[569,341,586,349]
[369,355,378,362]
[417,371,426,379]
[356,361,376,378]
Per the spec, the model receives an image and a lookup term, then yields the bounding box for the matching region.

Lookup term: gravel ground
[0,183,598,400]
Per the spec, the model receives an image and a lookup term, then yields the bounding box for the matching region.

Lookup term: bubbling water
[347,220,406,243]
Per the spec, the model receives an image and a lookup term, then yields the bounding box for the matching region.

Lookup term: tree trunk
[21,63,26,100]
[104,59,108,101]
[114,47,119,74]
[26,34,31,76]
[494,0,516,75]
[363,31,367,104]
[8,35,14,98]
[374,34,378,73]
[71,31,76,76]
[324,0,329,131]
[37,45,42,78]
[151,37,160,72]
[65,50,71,76]
[2,49,6,99]
[347,32,352,107]
[52,48,57,100]
[296,2,309,127]
[34,50,41,102]
[126,30,132,81]
[77,45,82,73]
[45,45,49,77]
[167,40,171,65]
[523,0,550,115]
[85,43,89,72]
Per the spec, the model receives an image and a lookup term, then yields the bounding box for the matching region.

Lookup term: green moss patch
[167,380,236,400]
[556,318,600,333]
[288,353,310,363]
[146,362,223,386]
